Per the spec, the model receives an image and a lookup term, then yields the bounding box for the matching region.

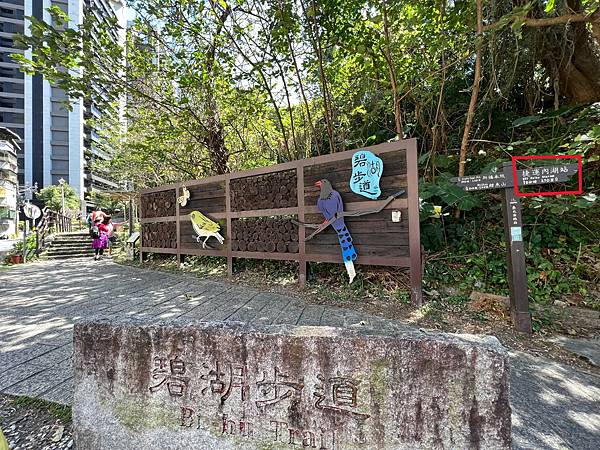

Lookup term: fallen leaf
[51,425,64,443]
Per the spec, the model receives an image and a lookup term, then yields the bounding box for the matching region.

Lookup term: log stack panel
[231,217,299,253]
[230,170,297,211]
[141,222,177,249]
[140,191,176,218]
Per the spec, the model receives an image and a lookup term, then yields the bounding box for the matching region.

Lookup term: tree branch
[483,12,598,32]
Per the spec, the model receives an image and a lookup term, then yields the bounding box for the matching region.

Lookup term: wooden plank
[308,232,409,246]
[304,174,408,202]
[296,304,325,326]
[297,165,307,287]
[179,248,227,257]
[305,244,410,257]
[230,207,299,219]
[180,203,226,215]
[306,254,411,267]
[180,212,226,221]
[140,216,176,224]
[226,174,233,277]
[176,185,181,267]
[406,140,423,307]
[501,162,532,333]
[304,199,407,215]
[231,251,300,261]
[271,299,306,325]
[303,151,407,179]
[141,247,179,255]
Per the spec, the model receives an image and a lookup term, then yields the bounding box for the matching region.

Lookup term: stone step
[48,242,93,249]
[52,234,92,242]
[45,250,95,257]
[46,246,95,253]
[42,253,94,260]
[55,231,90,235]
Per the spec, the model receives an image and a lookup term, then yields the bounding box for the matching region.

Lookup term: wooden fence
[139,139,422,305]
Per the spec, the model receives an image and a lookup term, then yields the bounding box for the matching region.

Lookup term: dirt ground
[0,396,73,450]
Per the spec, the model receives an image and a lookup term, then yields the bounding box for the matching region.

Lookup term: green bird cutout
[190,210,225,248]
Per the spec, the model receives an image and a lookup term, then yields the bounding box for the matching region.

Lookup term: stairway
[42,231,95,259]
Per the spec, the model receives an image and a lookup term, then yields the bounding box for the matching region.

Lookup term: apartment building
[0,127,18,236]
[0,0,126,212]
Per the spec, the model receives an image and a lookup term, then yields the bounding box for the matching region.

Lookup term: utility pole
[17,182,38,263]
[58,178,66,215]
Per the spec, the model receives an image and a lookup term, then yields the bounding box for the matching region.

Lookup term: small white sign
[23,203,41,220]
[392,210,402,223]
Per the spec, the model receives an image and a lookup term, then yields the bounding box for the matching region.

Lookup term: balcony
[0,161,17,173]
[0,170,17,184]
[86,144,110,160]
[0,206,16,220]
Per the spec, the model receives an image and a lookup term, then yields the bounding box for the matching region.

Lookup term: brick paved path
[1,259,599,449]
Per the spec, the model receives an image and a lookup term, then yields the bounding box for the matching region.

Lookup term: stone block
[73,319,511,450]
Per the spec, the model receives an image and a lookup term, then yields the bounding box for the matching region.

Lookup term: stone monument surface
[73,319,511,450]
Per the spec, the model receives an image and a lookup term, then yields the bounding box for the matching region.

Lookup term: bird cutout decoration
[190,210,224,248]
[350,150,383,199]
[177,186,190,207]
[293,179,406,283]
[316,179,358,283]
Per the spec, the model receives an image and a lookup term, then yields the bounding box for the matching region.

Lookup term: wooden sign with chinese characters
[452,158,582,333]
[73,319,511,450]
[451,163,578,191]
[350,150,383,199]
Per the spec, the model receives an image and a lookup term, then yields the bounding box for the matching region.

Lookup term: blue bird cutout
[316,179,357,283]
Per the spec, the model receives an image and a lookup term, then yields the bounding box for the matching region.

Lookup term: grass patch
[10,396,72,423]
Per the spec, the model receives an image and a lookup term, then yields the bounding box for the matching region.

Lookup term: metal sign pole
[501,163,532,333]
[22,218,28,263]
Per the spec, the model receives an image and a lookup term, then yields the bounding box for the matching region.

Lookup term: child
[104,216,118,256]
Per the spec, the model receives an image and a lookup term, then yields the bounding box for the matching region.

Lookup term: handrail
[35,207,73,254]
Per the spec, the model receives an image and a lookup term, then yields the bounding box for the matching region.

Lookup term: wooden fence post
[407,140,423,307]
[297,164,307,287]
[226,175,233,278]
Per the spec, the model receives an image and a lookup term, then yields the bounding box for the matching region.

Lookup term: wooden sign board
[451,163,578,191]
[453,160,582,333]
[139,139,422,306]
[127,232,140,244]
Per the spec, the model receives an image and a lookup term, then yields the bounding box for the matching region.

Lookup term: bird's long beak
[315,180,322,188]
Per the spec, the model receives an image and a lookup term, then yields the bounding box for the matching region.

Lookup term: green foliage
[10,232,38,260]
[36,183,80,212]
[422,103,600,307]
[88,192,124,215]
[10,395,72,423]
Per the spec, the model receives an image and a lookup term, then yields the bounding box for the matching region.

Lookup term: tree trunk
[458,0,483,179]
[301,0,336,154]
[538,7,600,104]
[382,0,404,139]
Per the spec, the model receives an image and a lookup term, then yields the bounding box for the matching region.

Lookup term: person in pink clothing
[91,217,109,260]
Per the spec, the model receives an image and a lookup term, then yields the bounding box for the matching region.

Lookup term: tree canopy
[14,0,600,181]
[36,183,80,212]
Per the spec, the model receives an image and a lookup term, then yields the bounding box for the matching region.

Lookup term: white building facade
[0,128,19,237]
